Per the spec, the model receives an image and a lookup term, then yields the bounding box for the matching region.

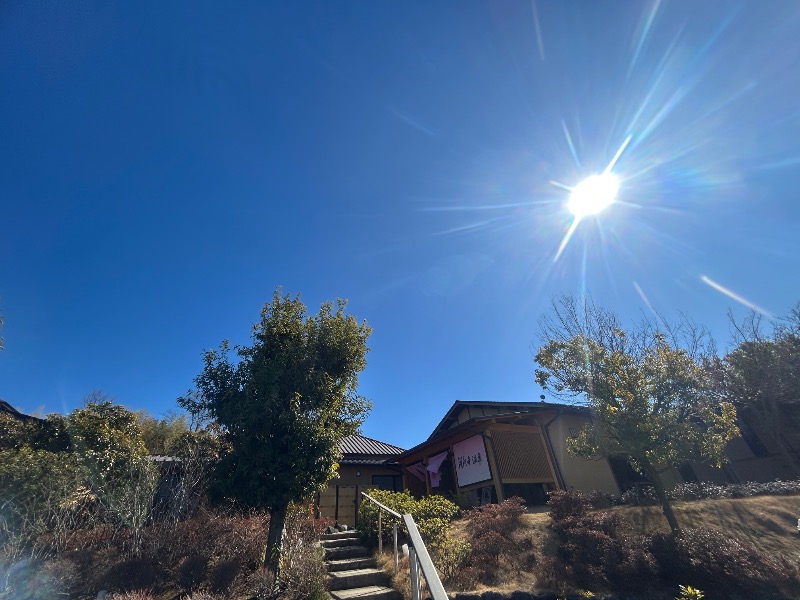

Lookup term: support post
[409,547,421,600]
[483,431,505,502]
[378,510,383,554]
[393,523,398,575]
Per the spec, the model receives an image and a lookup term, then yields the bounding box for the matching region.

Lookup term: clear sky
[2,1,799,450]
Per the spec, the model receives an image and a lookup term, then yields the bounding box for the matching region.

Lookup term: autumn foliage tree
[179,289,372,575]
[534,296,739,532]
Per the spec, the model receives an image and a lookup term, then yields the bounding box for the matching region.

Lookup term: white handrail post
[378,509,382,554]
[393,522,398,576]
[409,546,421,600]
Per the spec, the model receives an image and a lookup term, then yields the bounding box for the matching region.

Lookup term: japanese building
[397,400,620,506]
[317,434,405,527]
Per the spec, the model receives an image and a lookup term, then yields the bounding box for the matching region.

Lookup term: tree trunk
[265,502,288,578]
[642,462,680,533]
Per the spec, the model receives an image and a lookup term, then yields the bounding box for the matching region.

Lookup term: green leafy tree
[534,296,739,532]
[67,393,158,554]
[707,306,800,473]
[136,410,190,456]
[179,289,372,573]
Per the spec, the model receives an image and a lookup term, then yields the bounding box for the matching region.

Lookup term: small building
[397,400,620,506]
[317,434,405,527]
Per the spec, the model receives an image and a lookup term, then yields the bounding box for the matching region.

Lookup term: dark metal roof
[339,434,405,457]
[0,400,39,421]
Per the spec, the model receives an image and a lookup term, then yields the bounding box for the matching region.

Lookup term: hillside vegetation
[445,494,800,600]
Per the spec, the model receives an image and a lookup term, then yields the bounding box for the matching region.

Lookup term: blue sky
[2,1,799,450]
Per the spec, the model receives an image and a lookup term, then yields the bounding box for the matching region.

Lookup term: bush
[547,489,590,521]
[102,557,162,592]
[649,527,798,600]
[434,536,472,584]
[540,490,657,594]
[617,479,800,506]
[277,504,330,600]
[358,490,459,549]
[177,554,208,591]
[457,497,527,585]
[540,490,800,598]
[208,559,239,594]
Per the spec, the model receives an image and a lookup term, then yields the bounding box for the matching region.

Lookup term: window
[372,474,403,491]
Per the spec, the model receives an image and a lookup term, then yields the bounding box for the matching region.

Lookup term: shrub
[277,504,330,600]
[108,592,157,600]
[458,497,527,585]
[617,479,800,506]
[177,554,208,591]
[649,527,798,599]
[540,491,657,594]
[358,490,459,549]
[242,567,277,600]
[102,557,162,592]
[208,559,239,594]
[433,536,471,584]
[541,490,800,598]
[547,489,590,521]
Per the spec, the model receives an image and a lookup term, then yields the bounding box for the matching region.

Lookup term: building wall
[544,413,621,495]
[333,464,402,487]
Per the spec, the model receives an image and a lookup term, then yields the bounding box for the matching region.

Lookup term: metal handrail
[360,492,448,600]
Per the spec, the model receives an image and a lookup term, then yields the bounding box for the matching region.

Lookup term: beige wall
[545,413,621,496]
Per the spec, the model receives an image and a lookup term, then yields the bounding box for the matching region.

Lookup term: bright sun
[568,173,620,217]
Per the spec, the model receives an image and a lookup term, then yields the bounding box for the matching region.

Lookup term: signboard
[453,435,492,487]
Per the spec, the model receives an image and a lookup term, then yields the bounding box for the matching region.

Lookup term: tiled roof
[339,434,405,457]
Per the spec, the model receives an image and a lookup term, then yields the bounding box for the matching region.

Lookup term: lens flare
[568,173,620,217]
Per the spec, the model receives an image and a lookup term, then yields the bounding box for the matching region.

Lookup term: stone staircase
[320,530,402,600]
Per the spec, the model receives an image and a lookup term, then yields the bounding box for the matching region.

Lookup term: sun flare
[567,173,620,217]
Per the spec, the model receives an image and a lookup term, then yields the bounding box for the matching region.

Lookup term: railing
[360,492,448,600]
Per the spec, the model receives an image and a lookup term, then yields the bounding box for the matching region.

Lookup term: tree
[534,296,739,532]
[136,410,190,456]
[707,306,800,474]
[67,393,158,554]
[179,289,372,574]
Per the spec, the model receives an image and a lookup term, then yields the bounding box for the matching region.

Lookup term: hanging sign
[453,435,492,487]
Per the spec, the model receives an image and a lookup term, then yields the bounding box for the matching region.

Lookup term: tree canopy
[179,288,372,571]
[708,306,800,474]
[534,296,739,531]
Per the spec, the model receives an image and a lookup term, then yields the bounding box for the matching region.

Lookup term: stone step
[329,585,402,600]
[328,567,391,591]
[324,545,370,560]
[320,537,362,549]
[327,556,377,572]
[321,530,360,541]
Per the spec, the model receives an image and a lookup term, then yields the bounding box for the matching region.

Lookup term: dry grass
[611,495,800,561]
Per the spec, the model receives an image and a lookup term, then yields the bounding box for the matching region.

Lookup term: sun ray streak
[531,0,546,62]
[633,281,660,319]
[628,0,662,78]
[561,119,582,168]
[604,135,632,174]
[700,275,773,317]
[554,217,581,262]
[549,180,574,192]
